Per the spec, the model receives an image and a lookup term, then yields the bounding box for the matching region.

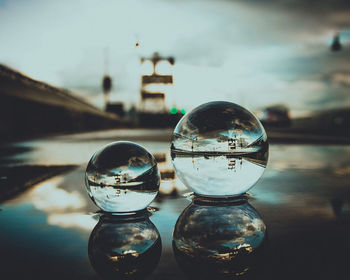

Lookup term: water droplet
[85,141,160,213]
[171,101,268,197]
[173,198,266,278]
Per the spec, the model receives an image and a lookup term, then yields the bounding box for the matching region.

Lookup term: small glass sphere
[172,198,267,279]
[89,213,162,280]
[171,101,268,197]
[85,141,160,213]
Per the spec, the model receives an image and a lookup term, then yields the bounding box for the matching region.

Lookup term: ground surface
[0,129,350,280]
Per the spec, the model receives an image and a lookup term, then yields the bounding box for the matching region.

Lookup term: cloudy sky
[0,0,350,116]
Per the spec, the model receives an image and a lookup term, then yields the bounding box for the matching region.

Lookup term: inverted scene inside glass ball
[171,101,268,197]
[85,141,160,213]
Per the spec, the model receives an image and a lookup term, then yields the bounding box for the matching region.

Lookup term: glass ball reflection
[85,141,160,213]
[172,197,267,279]
[88,213,162,280]
[171,101,268,197]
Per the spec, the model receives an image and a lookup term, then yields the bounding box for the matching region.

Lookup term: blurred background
[1,0,350,140]
[2,2,350,279]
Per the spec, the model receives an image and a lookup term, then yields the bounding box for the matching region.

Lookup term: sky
[0,0,350,116]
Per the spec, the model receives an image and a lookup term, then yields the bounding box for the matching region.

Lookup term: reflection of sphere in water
[172,197,267,279]
[85,141,160,213]
[88,213,162,280]
[171,101,268,197]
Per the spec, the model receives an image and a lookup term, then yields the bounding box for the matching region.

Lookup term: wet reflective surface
[171,102,268,197]
[85,141,160,213]
[1,129,350,279]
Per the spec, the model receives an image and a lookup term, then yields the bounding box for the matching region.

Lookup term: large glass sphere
[171,101,268,197]
[172,198,267,279]
[89,213,162,280]
[85,141,160,213]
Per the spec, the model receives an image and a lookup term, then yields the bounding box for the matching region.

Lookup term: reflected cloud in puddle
[7,176,86,210]
[29,177,86,211]
[48,213,96,231]
[5,176,96,231]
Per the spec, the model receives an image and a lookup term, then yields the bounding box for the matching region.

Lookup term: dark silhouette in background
[0,64,119,142]
[102,74,112,102]
[331,33,342,52]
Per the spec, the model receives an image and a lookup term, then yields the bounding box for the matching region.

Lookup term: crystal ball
[89,213,162,280]
[171,101,268,197]
[85,141,160,213]
[172,198,267,278]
